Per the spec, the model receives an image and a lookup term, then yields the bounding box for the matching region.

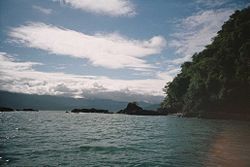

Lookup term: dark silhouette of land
[117,102,168,115]
[161,7,250,120]
[0,90,159,111]
[0,107,14,112]
[0,107,39,112]
[71,108,110,114]
[70,102,167,116]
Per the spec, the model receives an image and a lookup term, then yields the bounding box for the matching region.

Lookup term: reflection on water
[207,124,250,167]
[0,111,250,167]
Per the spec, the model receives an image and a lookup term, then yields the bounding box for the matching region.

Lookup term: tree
[161,7,250,115]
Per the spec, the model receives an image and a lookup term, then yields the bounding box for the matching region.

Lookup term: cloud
[157,68,181,79]
[32,5,52,15]
[169,8,233,64]
[195,0,229,8]
[8,22,166,71]
[53,0,135,17]
[0,52,172,103]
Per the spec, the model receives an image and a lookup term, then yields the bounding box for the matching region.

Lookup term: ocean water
[1,111,250,167]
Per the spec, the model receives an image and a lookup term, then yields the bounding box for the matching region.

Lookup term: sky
[0,0,249,103]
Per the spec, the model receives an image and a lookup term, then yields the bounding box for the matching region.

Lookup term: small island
[71,108,111,114]
[17,108,39,112]
[70,102,167,116]
[0,107,39,112]
[0,107,15,112]
[118,102,168,116]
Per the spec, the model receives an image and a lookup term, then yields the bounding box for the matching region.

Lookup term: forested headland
[161,7,250,120]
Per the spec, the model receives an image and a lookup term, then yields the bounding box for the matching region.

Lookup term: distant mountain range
[0,90,160,111]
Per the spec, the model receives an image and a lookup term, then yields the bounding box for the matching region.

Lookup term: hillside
[161,7,250,118]
[0,90,158,111]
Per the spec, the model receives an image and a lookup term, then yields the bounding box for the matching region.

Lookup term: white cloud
[169,9,233,64]
[32,5,52,15]
[9,22,166,71]
[0,52,172,102]
[195,0,229,8]
[165,54,191,65]
[54,0,135,17]
[161,68,181,77]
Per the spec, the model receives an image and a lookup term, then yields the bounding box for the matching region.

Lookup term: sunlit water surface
[1,111,250,167]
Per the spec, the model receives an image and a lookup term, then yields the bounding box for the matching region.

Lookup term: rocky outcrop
[118,102,168,116]
[71,108,110,114]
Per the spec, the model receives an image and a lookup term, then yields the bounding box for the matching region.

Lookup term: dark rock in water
[71,108,110,114]
[118,102,142,114]
[0,107,14,112]
[118,102,168,116]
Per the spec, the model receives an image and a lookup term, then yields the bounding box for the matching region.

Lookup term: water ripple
[0,111,250,167]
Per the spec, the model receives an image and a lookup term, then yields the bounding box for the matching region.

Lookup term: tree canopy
[161,7,250,115]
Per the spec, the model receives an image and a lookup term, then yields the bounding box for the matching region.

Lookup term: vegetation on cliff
[161,7,250,117]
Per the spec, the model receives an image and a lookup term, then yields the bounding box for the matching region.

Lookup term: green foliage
[161,7,250,114]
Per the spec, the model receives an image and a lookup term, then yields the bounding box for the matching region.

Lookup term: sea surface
[1,111,250,167]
